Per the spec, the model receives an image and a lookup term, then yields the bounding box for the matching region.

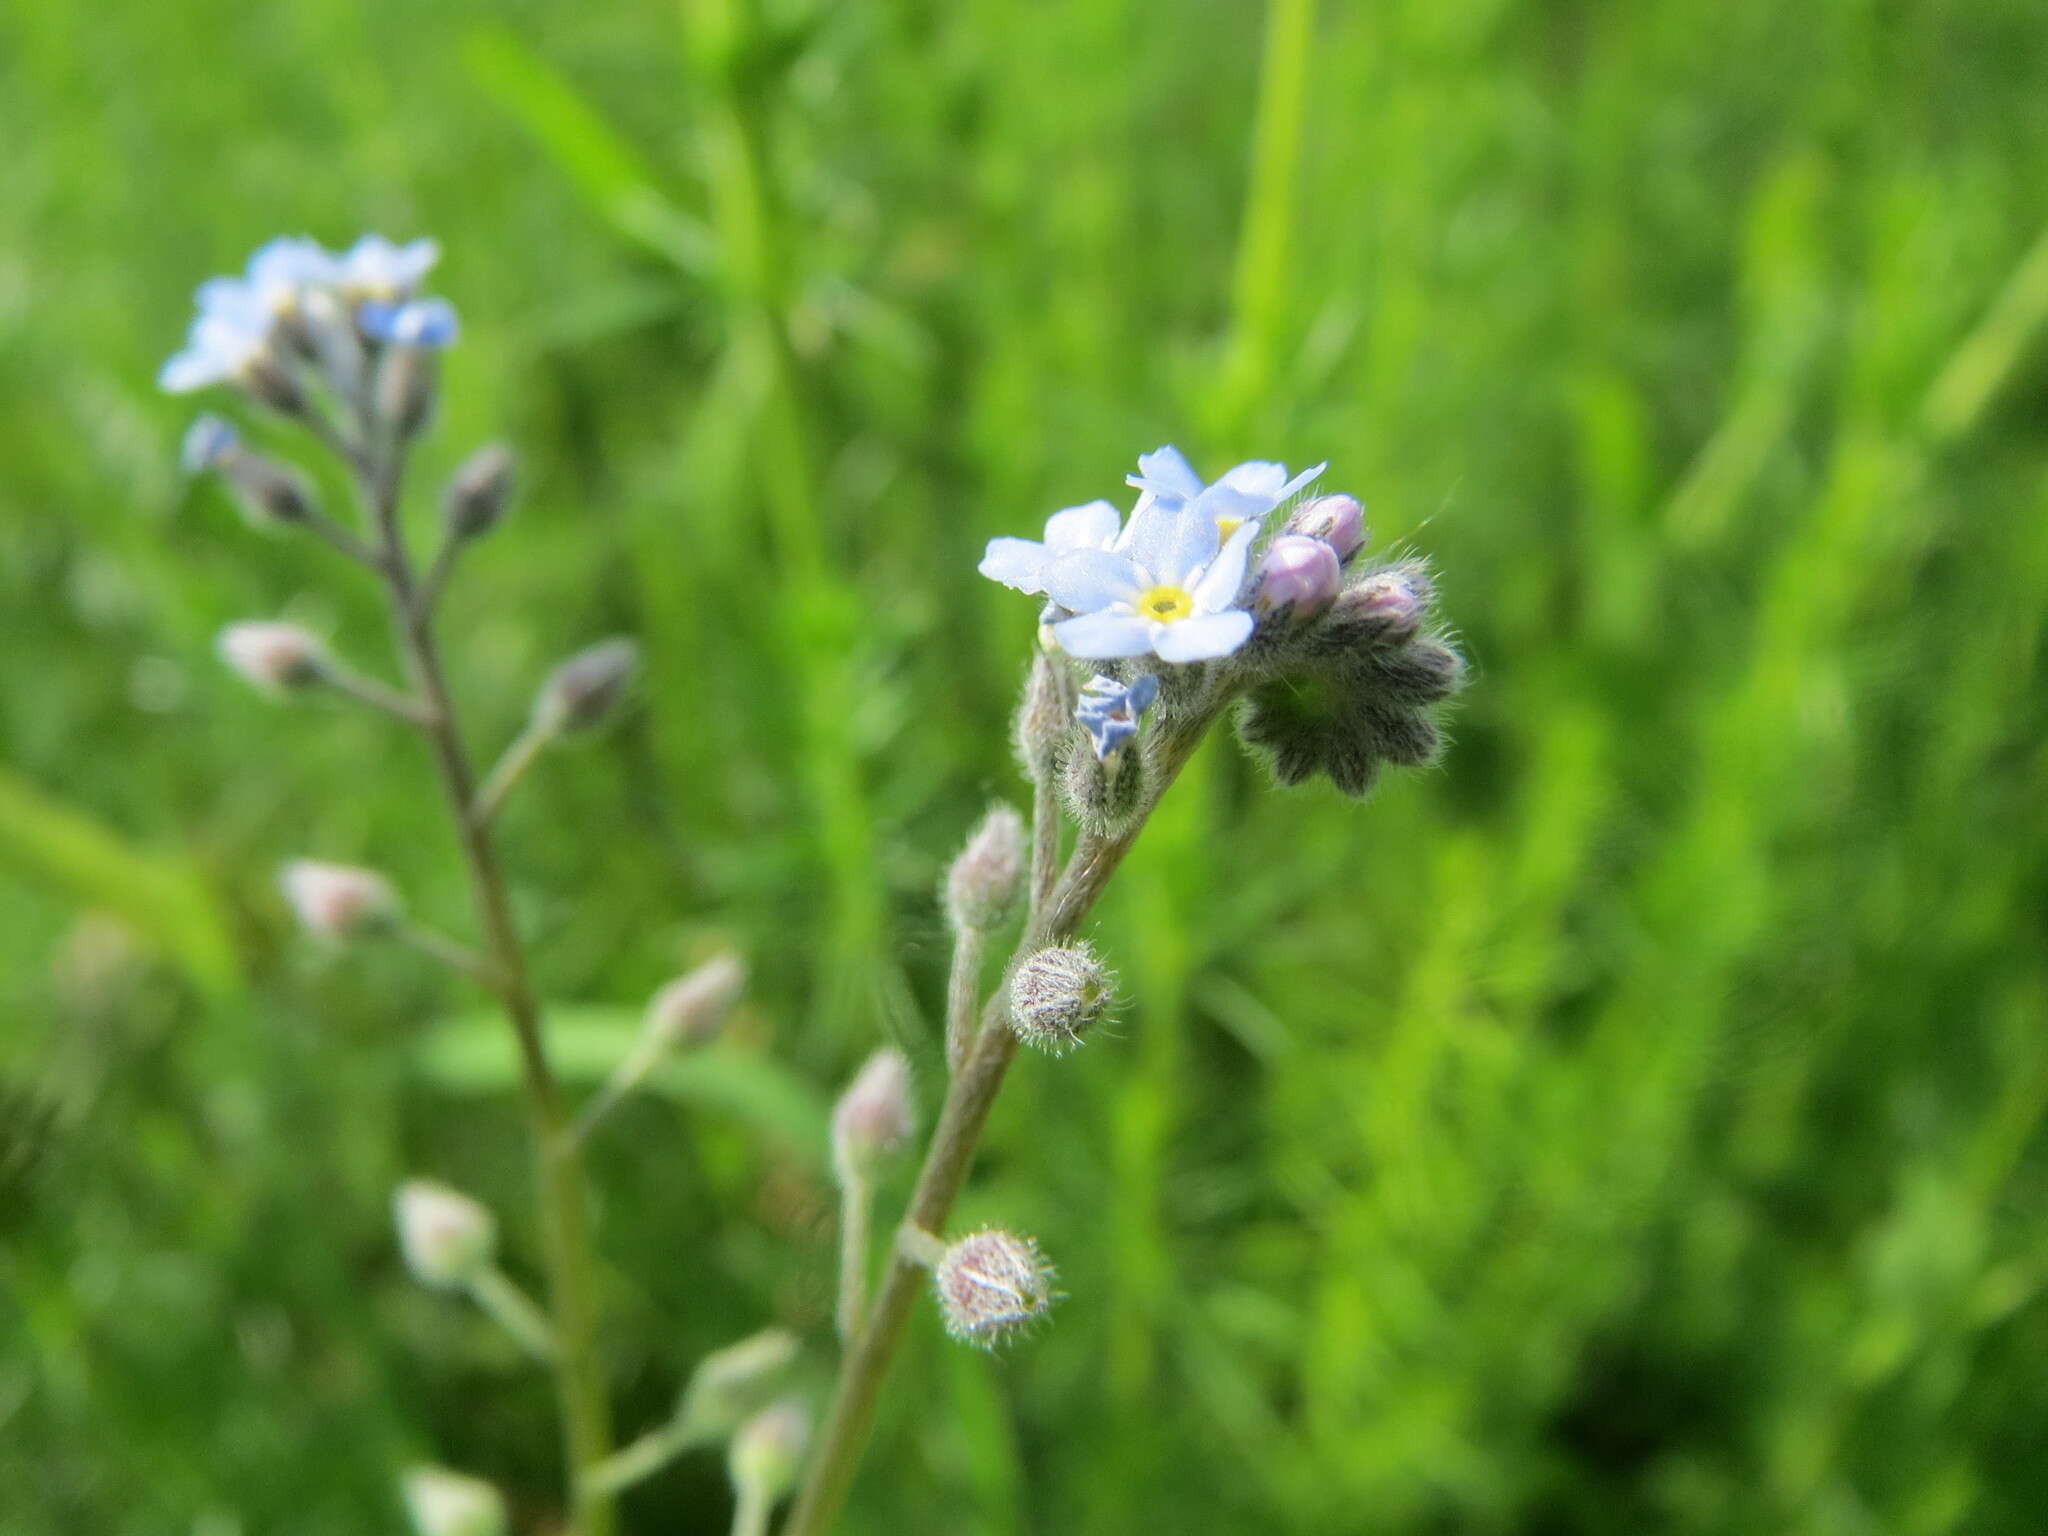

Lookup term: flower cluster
[160,234,455,409]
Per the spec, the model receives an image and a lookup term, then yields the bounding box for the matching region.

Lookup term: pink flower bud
[831,1048,914,1185]
[646,951,746,1049]
[1285,494,1366,561]
[401,1466,507,1536]
[1330,568,1425,646]
[944,804,1026,933]
[280,859,399,940]
[393,1179,496,1289]
[218,622,327,694]
[933,1228,1057,1347]
[1254,535,1341,624]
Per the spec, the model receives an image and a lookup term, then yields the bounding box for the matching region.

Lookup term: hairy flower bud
[1254,535,1341,625]
[832,1048,914,1186]
[1008,944,1113,1054]
[280,859,399,940]
[933,1228,1057,1347]
[243,350,307,419]
[1322,568,1428,651]
[1284,493,1366,562]
[675,1328,801,1440]
[1060,742,1145,836]
[646,951,746,1051]
[1014,650,1074,780]
[376,344,439,441]
[442,444,516,543]
[401,1466,507,1536]
[728,1401,810,1509]
[393,1179,496,1289]
[219,622,328,694]
[944,804,1026,933]
[219,452,319,531]
[534,637,640,733]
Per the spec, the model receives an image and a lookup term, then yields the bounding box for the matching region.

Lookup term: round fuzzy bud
[1254,535,1341,625]
[933,1228,1057,1347]
[1008,944,1113,1054]
[728,1400,810,1508]
[675,1327,801,1440]
[1285,494,1366,562]
[1323,569,1427,650]
[646,950,746,1050]
[393,1179,496,1289]
[219,622,328,694]
[376,344,439,441]
[280,859,399,940]
[401,1466,507,1536]
[1060,742,1146,836]
[220,453,318,531]
[442,444,516,543]
[944,804,1026,933]
[831,1048,914,1186]
[534,637,640,733]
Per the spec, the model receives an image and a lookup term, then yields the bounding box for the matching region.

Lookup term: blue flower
[180,414,241,475]
[241,236,338,315]
[1076,673,1159,760]
[1041,496,1259,663]
[359,297,460,349]
[335,235,440,304]
[159,281,274,394]
[979,499,1122,596]
[1123,445,1326,543]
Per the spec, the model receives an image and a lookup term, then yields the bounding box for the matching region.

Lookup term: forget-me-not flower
[360,297,460,349]
[1041,496,1260,662]
[1123,446,1326,545]
[159,281,277,394]
[1075,673,1159,760]
[979,499,1123,597]
[335,235,440,304]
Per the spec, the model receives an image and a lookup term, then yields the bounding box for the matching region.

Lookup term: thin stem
[297,509,387,572]
[781,705,1221,1536]
[395,922,499,990]
[1028,770,1061,924]
[471,718,558,829]
[355,440,618,1536]
[835,1172,872,1345]
[895,1223,946,1269]
[732,1487,771,1536]
[467,1266,558,1361]
[414,527,464,619]
[942,925,986,1075]
[323,661,435,727]
[581,1419,706,1501]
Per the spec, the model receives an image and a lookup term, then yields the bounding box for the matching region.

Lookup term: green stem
[835,1171,873,1345]
[468,1265,558,1361]
[943,924,987,1075]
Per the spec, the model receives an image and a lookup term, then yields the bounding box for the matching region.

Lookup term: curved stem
[781,705,1219,1536]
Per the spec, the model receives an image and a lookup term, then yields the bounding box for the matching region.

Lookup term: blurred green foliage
[4,0,2048,1531]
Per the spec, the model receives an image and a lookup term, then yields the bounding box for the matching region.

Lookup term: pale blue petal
[1191,523,1259,611]
[1275,461,1327,502]
[1126,674,1160,713]
[1054,610,1153,658]
[159,349,220,393]
[1044,549,1143,613]
[1044,499,1122,553]
[1193,483,1271,530]
[1133,445,1203,501]
[1151,610,1254,662]
[978,537,1052,593]
[1137,502,1221,588]
[1215,461,1288,498]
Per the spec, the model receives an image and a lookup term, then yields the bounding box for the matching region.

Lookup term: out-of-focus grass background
[5,0,2048,1531]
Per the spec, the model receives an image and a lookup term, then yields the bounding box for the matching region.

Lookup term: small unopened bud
[442,445,516,543]
[1013,651,1074,779]
[646,951,746,1050]
[1254,535,1340,624]
[393,1179,496,1289]
[280,859,399,941]
[831,1048,914,1186]
[181,414,240,476]
[534,637,640,733]
[219,621,328,694]
[1325,568,1427,649]
[1060,742,1145,836]
[944,804,1026,933]
[219,452,319,531]
[675,1328,801,1440]
[376,345,439,440]
[1008,944,1113,1054]
[728,1401,810,1509]
[1285,493,1366,562]
[401,1466,507,1536]
[933,1228,1057,1347]
[243,351,307,418]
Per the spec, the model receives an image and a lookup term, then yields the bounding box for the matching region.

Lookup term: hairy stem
[835,1171,872,1345]
[942,924,986,1075]
[781,704,1220,1536]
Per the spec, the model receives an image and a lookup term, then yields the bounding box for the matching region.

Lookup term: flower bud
[1013,651,1074,780]
[219,452,319,531]
[442,444,516,543]
[1008,944,1113,1054]
[1060,741,1145,836]
[728,1401,810,1509]
[646,950,746,1051]
[1323,568,1427,650]
[831,1048,914,1186]
[675,1328,801,1440]
[219,622,328,694]
[401,1466,507,1536]
[1285,493,1366,562]
[944,804,1026,933]
[534,637,640,733]
[280,859,399,940]
[1253,535,1341,625]
[932,1228,1057,1347]
[243,350,307,419]
[393,1179,496,1289]
[376,344,439,441]
[181,414,240,476]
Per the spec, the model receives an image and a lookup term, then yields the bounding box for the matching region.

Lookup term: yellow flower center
[1138,585,1194,623]
[1215,516,1245,542]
